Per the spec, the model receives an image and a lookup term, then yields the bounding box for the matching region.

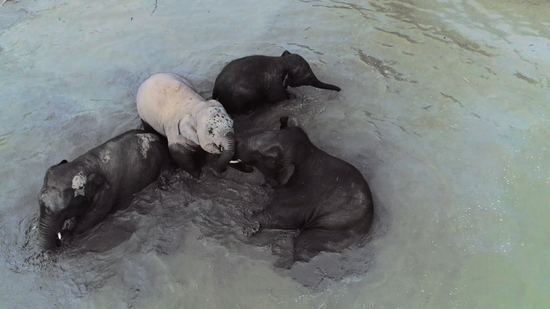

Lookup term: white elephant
[137,73,248,178]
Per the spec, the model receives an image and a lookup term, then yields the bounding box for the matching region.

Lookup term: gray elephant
[38,130,173,250]
[137,73,250,178]
[235,117,374,262]
[212,50,341,114]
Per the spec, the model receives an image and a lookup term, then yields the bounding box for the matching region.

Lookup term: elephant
[38,130,173,250]
[212,50,341,114]
[235,117,374,262]
[137,73,251,178]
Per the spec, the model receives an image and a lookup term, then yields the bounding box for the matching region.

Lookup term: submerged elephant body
[137,73,240,178]
[235,117,373,262]
[213,50,341,114]
[38,130,172,250]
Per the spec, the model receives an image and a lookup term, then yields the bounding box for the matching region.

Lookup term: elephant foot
[263,177,280,188]
[189,170,201,179]
[274,256,294,269]
[177,167,200,180]
[242,221,260,237]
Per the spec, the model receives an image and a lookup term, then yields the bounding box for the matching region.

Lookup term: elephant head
[38,160,103,250]
[281,50,342,92]
[235,117,304,184]
[197,105,236,173]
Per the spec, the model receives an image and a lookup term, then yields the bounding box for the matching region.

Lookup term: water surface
[1,0,549,308]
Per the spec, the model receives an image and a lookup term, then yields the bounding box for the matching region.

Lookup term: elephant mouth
[58,217,76,240]
[45,217,76,248]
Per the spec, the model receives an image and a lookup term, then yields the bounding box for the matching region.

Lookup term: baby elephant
[137,73,248,178]
[212,50,341,114]
[38,130,173,250]
[235,117,374,262]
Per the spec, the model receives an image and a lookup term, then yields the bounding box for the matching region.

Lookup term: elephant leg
[204,153,224,172]
[169,143,202,178]
[248,203,303,231]
[267,87,290,103]
[293,228,353,262]
[191,147,207,169]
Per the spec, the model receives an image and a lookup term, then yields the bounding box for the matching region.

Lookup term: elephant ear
[282,70,293,88]
[275,163,295,185]
[84,173,108,199]
[281,50,292,57]
[177,115,199,143]
[279,116,299,129]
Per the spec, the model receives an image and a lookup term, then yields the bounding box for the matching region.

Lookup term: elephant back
[136,73,203,136]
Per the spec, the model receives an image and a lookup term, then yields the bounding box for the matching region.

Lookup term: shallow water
[1,0,549,308]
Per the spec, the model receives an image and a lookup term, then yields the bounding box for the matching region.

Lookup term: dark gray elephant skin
[235,117,374,262]
[38,130,173,250]
[212,50,341,114]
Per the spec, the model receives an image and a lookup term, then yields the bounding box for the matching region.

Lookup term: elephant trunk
[311,78,341,92]
[39,215,59,250]
[214,131,236,173]
[234,138,244,161]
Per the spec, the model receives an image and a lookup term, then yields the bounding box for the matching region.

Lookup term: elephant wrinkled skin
[137,73,251,177]
[235,117,374,262]
[213,50,341,115]
[38,130,172,250]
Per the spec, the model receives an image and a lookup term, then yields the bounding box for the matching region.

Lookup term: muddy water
[1,0,549,308]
